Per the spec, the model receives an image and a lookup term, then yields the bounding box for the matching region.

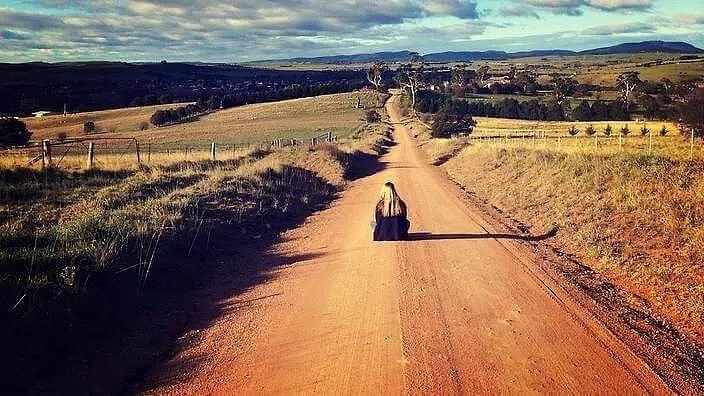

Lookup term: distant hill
[259,51,417,64]
[422,51,509,62]
[257,41,703,64]
[579,41,704,55]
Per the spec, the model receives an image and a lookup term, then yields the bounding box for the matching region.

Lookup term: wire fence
[467,128,703,161]
[0,131,338,171]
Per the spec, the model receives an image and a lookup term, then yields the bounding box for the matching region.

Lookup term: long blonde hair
[378,182,404,217]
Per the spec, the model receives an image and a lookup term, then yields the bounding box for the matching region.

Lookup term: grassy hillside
[23,91,383,144]
[22,102,192,139]
[417,122,704,346]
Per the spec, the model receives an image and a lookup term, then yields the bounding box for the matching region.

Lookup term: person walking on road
[373,182,410,241]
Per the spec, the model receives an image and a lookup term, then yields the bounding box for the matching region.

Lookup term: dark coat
[373,201,410,241]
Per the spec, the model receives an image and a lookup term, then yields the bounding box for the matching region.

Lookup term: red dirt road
[143,94,669,394]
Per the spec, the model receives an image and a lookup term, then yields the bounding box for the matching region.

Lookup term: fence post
[147,143,151,163]
[649,128,653,156]
[691,129,695,160]
[327,131,332,142]
[211,142,216,160]
[557,135,561,151]
[310,137,316,147]
[618,132,622,152]
[86,142,95,169]
[594,131,598,151]
[41,139,52,169]
[136,142,141,164]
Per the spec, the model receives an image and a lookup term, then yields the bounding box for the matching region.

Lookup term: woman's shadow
[406,226,558,242]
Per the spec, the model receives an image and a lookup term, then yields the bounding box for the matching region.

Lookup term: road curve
[142,93,669,395]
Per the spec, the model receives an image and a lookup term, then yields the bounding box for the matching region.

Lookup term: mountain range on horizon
[255,40,703,64]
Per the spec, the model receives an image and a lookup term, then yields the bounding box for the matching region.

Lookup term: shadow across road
[407,226,558,242]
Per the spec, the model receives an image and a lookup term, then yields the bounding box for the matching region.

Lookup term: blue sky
[0,0,702,62]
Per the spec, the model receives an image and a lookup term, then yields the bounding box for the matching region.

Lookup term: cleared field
[21,92,384,145]
[22,103,192,140]
[580,58,704,86]
[4,92,386,171]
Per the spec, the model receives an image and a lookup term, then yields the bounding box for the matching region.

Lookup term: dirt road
[143,93,669,394]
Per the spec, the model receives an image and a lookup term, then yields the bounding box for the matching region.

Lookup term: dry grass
[22,102,191,140]
[418,115,704,344]
[1,91,389,320]
[6,91,387,173]
[20,91,385,146]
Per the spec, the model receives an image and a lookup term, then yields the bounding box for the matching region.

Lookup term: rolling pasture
[4,92,385,171]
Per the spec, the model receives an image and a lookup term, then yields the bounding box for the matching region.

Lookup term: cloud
[519,0,651,15]
[672,13,704,25]
[499,4,541,18]
[1,30,30,40]
[584,22,656,35]
[0,1,486,62]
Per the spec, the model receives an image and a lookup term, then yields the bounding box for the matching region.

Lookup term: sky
[0,0,703,63]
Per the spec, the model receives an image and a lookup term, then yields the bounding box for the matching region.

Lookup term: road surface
[143,93,669,394]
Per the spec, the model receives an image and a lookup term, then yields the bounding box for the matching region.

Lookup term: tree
[544,100,565,121]
[572,100,593,121]
[150,110,170,126]
[476,65,490,86]
[551,74,577,105]
[608,101,629,121]
[497,98,520,118]
[206,95,220,110]
[416,90,449,113]
[585,125,597,136]
[158,94,172,105]
[591,100,610,120]
[431,99,477,138]
[366,61,387,91]
[640,94,662,120]
[83,121,97,134]
[130,97,143,107]
[616,71,642,112]
[395,61,425,116]
[0,118,32,147]
[679,87,704,137]
[450,65,469,87]
[513,72,536,94]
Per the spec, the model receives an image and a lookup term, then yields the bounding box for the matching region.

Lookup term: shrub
[57,132,68,141]
[620,124,630,136]
[604,124,613,136]
[640,125,650,136]
[139,121,149,131]
[585,125,597,136]
[568,126,579,136]
[0,118,32,147]
[83,121,97,134]
[364,110,381,123]
[660,125,668,136]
